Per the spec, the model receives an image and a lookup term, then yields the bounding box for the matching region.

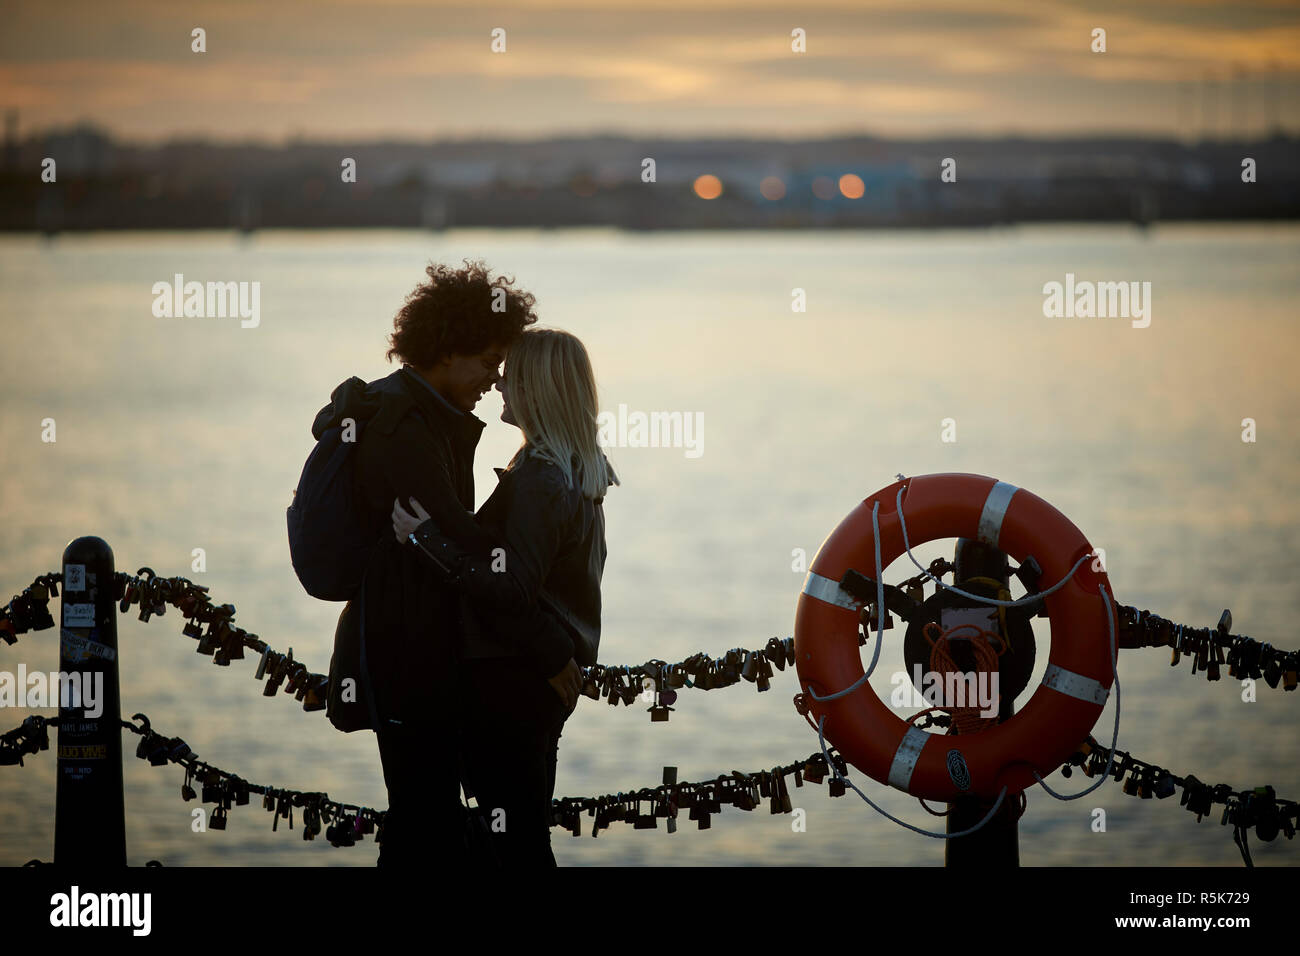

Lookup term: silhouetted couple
[324,259,615,867]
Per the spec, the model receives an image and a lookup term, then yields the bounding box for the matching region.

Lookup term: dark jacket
[317,365,571,726]
[408,446,611,669]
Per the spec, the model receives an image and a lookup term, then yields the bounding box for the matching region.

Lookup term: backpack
[287,376,386,733]
[286,378,380,602]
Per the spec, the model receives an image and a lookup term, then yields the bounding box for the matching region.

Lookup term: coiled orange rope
[909,617,1009,816]
[906,619,1004,736]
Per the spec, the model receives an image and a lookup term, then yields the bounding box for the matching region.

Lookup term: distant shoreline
[3,218,1297,236]
[4,128,1296,233]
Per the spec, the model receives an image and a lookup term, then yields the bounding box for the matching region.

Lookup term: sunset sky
[2,0,1297,142]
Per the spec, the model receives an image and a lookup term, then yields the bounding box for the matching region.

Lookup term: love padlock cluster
[550,751,849,837]
[1118,605,1300,691]
[116,568,332,711]
[3,568,804,725]
[5,699,1299,859]
[123,713,386,845]
[581,638,797,722]
[0,714,52,766]
[8,708,858,851]
[0,575,60,642]
[1059,737,1299,845]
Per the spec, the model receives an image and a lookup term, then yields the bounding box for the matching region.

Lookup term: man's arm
[375,414,498,552]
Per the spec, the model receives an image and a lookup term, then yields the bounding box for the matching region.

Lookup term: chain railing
[2,560,1296,865]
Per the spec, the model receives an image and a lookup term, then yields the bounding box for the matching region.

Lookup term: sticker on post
[60,628,116,663]
[64,564,86,592]
[939,606,998,634]
[62,603,96,627]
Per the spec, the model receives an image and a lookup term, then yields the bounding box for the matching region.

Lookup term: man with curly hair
[318,258,570,867]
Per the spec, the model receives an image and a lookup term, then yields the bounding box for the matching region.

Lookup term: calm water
[1,225,1297,866]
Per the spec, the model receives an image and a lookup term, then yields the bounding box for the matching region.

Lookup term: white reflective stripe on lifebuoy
[801,571,859,610]
[977,480,1019,548]
[1042,663,1109,707]
[887,725,930,791]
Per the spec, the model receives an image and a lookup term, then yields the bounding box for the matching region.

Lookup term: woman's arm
[395,464,572,613]
[394,466,578,676]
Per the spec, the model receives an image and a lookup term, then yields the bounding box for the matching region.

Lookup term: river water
[1,224,1296,865]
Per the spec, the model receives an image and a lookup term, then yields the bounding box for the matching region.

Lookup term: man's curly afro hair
[386,258,539,368]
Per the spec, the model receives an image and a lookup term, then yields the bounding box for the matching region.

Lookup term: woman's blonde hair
[503,328,619,500]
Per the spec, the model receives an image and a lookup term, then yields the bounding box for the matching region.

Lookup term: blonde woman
[392,327,617,866]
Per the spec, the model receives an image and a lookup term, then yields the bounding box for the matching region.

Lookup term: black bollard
[53,537,125,866]
[945,538,1020,867]
[945,789,1021,866]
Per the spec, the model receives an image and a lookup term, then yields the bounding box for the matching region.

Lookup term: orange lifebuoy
[794,473,1117,802]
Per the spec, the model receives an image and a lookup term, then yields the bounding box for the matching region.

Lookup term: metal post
[945,790,1020,866]
[945,538,1020,867]
[54,537,125,865]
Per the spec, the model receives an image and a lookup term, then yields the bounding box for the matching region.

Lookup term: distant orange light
[693,175,723,200]
[759,176,786,200]
[839,174,865,199]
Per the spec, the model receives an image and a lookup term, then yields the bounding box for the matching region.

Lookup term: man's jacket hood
[311,376,382,439]
[310,368,483,444]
